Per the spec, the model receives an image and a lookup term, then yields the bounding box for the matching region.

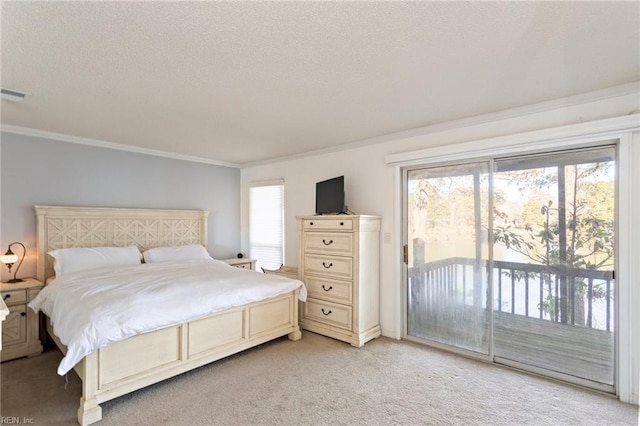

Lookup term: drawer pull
[322,284,333,291]
[21,312,26,317]
[322,262,333,269]
[310,222,314,226]
[321,308,332,316]
[3,294,10,301]
[322,239,333,245]
[340,222,344,226]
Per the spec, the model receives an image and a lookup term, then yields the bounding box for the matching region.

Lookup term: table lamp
[1,242,25,283]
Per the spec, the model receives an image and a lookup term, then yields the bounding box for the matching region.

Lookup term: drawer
[305,277,352,305]
[29,288,41,300]
[304,232,353,256]
[303,254,352,280]
[303,219,353,231]
[1,290,27,306]
[262,265,298,280]
[232,262,251,269]
[304,298,352,331]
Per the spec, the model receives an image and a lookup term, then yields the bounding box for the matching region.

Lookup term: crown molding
[242,81,640,168]
[1,82,637,169]
[0,125,241,168]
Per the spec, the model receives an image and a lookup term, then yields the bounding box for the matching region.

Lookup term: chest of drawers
[296,215,381,347]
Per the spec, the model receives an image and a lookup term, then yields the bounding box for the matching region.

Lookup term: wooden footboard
[48,291,301,426]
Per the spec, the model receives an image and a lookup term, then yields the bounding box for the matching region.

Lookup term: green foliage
[493,163,614,269]
[493,162,615,324]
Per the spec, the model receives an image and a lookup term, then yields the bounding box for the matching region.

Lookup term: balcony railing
[408,257,614,331]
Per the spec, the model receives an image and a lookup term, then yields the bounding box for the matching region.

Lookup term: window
[405,145,617,390]
[249,180,284,271]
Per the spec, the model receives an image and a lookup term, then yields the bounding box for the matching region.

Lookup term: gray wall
[0,132,240,281]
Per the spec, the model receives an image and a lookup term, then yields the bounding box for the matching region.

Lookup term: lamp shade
[0,253,18,265]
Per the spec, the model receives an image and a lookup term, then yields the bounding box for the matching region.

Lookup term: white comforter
[29,259,307,375]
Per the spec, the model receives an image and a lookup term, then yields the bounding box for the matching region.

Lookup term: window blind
[249,181,284,272]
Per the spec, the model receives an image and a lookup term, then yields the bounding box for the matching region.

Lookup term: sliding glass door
[405,145,616,388]
[406,162,490,355]
[492,148,615,385]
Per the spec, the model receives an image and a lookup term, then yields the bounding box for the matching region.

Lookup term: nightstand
[1,278,44,361]
[222,258,257,270]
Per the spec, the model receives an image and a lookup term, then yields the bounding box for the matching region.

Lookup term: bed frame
[34,205,302,426]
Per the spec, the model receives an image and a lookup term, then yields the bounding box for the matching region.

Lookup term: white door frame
[387,114,640,404]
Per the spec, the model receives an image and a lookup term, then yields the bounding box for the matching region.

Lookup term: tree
[493,161,614,326]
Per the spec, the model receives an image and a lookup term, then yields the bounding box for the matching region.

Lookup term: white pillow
[142,244,212,263]
[49,246,142,277]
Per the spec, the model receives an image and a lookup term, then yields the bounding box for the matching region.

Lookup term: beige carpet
[1,332,638,425]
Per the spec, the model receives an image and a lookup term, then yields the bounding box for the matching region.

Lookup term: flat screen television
[315,176,345,215]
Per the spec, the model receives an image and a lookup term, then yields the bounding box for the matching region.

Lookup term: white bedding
[29,258,307,375]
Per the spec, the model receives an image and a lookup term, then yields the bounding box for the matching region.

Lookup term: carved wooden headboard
[35,205,209,283]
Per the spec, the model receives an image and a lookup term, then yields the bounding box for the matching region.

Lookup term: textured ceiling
[1,2,639,166]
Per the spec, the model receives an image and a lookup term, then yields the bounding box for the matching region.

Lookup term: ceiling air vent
[1,88,29,102]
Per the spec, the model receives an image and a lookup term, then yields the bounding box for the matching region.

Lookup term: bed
[32,205,304,426]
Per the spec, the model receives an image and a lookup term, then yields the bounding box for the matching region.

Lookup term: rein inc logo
[0,418,34,424]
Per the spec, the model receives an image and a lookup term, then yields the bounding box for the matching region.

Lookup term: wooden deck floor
[408,308,614,385]
[493,311,613,384]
